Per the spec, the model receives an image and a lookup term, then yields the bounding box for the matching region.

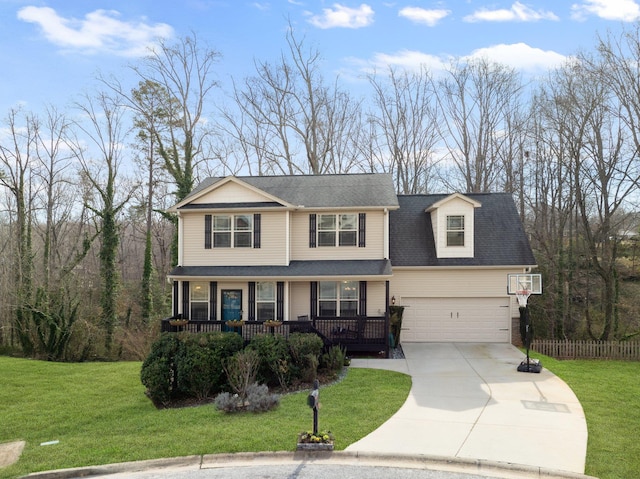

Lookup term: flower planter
[169,319,189,327]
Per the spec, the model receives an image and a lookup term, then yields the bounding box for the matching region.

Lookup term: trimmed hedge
[140,332,342,408]
[140,332,243,407]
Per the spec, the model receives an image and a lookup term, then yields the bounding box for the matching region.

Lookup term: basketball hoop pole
[516,290,541,373]
[507,273,543,373]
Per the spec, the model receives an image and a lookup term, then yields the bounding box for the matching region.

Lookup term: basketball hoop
[515,289,531,308]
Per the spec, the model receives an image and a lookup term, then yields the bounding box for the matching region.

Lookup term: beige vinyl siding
[290,210,386,260]
[390,268,512,299]
[181,211,287,266]
[192,181,274,204]
[290,282,310,319]
[366,281,388,316]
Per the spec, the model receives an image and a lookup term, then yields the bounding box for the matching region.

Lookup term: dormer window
[446,215,465,247]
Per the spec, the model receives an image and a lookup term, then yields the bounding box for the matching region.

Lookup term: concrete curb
[23,451,599,479]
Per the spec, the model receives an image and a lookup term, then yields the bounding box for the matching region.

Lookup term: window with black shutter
[310,282,318,318]
[309,214,317,248]
[204,215,212,249]
[358,213,366,247]
[248,282,256,321]
[182,281,190,320]
[253,213,261,248]
[277,282,284,321]
[359,281,367,316]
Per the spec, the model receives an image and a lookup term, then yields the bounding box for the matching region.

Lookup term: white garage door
[400,297,510,343]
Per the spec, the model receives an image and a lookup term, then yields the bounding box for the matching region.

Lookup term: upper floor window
[318,213,357,247]
[213,214,252,248]
[446,215,465,247]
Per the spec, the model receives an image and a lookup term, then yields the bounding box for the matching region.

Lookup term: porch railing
[161,315,390,357]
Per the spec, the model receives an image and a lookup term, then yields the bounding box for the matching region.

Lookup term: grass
[0,357,411,479]
[530,352,640,479]
[3,354,639,479]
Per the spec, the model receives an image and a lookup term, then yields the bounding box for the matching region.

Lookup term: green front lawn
[2,355,639,479]
[0,357,411,479]
[533,354,640,479]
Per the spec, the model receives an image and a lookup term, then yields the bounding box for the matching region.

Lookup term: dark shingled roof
[182,174,399,209]
[170,259,393,278]
[390,193,536,267]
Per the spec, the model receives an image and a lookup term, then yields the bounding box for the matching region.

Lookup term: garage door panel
[401,297,510,343]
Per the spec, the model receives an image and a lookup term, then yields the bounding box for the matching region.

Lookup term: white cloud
[358,50,450,74]
[464,1,559,22]
[465,43,567,73]
[398,7,450,26]
[252,2,271,11]
[17,6,174,57]
[571,0,640,21]
[307,3,374,29]
[350,43,566,78]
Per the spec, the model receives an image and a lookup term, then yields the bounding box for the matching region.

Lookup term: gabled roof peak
[426,192,482,212]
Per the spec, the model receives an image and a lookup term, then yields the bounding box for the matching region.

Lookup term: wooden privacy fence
[532,340,640,360]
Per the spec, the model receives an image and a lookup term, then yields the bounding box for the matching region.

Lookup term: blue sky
[1,0,639,115]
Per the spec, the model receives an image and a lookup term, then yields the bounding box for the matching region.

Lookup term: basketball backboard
[507,273,542,295]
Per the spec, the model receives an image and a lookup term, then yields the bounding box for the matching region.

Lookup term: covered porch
[166,259,394,356]
[160,315,390,356]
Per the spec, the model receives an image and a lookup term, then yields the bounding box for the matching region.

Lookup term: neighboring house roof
[176,173,400,210]
[170,259,393,279]
[390,193,536,267]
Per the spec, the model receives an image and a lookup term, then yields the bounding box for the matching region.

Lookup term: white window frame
[213,214,253,248]
[446,215,465,247]
[190,281,209,320]
[317,213,357,247]
[256,282,276,321]
[318,281,358,316]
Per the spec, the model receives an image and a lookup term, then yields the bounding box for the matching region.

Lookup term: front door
[222,290,243,322]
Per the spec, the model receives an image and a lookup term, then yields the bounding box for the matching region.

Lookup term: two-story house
[166,173,536,348]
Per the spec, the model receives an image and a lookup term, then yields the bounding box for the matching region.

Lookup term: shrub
[140,333,181,407]
[247,334,291,386]
[224,349,260,399]
[288,333,323,364]
[320,345,347,379]
[299,353,319,383]
[214,382,279,413]
[176,332,244,400]
[288,333,323,382]
[141,331,243,406]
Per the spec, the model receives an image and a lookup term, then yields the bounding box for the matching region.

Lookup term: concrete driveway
[347,343,588,476]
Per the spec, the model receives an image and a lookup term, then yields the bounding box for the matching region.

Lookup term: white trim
[168,176,298,212]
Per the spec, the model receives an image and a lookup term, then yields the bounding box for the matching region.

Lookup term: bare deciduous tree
[230,25,363,175]
[71,92,135,354]
[436,58,524,193]
[367,66,440,193]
